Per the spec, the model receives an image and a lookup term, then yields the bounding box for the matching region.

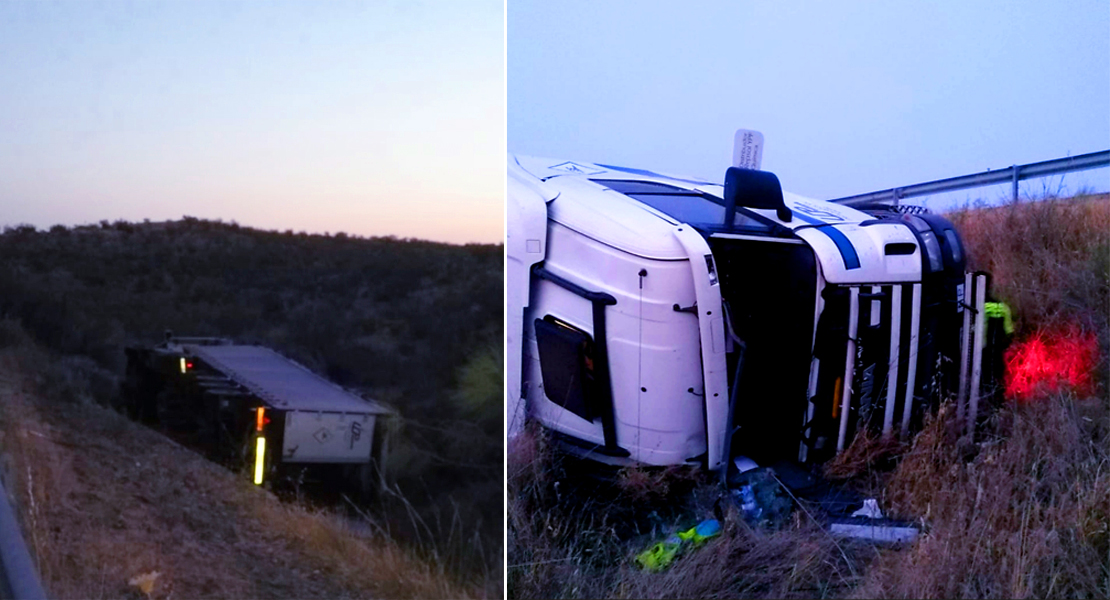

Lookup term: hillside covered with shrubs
[0,217,503,588]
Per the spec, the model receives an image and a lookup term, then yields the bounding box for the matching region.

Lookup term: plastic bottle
[736,484,762,521]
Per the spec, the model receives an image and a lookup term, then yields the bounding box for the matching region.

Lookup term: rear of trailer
[123,336,391,495]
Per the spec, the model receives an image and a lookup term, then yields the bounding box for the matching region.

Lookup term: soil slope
[0,346,464,599]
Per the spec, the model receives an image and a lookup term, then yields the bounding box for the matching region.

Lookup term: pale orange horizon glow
[1,1,505,245]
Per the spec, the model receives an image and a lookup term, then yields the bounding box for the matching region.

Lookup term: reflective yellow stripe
[179,357,187,374]
[253,437,266,485]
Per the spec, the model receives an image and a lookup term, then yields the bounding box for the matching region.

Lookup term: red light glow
[1004,327,1098,401]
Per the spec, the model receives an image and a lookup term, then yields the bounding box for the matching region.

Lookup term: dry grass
[856,395,1108,598]
[949,192,1110,391]
[612,521,871,600]
[253,497,477,599]
[822,428,903,482]
[507,425,879,599]
[0,322,476,599]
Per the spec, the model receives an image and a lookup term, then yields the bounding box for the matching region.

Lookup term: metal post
[837,287,860,453]
[799,356,820,463]
[956,272,973,427]
[1011,165,1020,202]
[967,274,987,440]
[882,285,902,437]
[900,283,922,438]
[721,341,746,486]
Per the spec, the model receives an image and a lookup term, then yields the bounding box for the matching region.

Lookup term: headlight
[943,229,963,264]
[919,231,944,272]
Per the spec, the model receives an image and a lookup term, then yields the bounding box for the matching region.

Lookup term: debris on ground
[851,498,883,519]
[634,519,721,572]
[828,518,920,544]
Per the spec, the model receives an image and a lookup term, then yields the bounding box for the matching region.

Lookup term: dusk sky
[509,1,1109,211]
[1,1,504,244]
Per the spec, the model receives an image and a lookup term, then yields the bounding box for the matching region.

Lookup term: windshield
[592,179,774,234]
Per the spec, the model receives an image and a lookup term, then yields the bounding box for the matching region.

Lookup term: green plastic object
[984,301,1013,335]
[635,519,721,572]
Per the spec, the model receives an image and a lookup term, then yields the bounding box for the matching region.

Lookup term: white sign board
[282,411,374,463]
[732,129,764,170]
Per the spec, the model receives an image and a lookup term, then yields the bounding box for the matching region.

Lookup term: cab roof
[511,155,877,257]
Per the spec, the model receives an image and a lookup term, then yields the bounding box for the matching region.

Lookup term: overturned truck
[123,335,391,497]
[508,131,992,479]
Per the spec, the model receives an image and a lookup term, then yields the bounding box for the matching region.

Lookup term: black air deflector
[533,317,595,421]
[532,265,628,457]
[724,167,792,223]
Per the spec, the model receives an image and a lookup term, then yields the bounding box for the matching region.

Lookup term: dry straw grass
[251,494,477,599]
[822,427,903,483]
[507,425,873,599]
[0,321,476,599]
[949,192,1110,390]
[856,395,1108,599]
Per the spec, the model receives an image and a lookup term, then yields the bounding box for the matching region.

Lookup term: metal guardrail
[829,150,1110,207]
[0,478,46,600]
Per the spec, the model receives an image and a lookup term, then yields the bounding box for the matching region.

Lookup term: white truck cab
[508,136,970,474]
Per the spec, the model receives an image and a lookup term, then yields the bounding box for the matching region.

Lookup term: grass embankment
[0,321,474,599]
[949,193,1110,386]
[507,193,1110,599]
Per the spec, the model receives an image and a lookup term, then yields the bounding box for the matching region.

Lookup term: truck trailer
[507,131,988,477]
[123,334,391,496]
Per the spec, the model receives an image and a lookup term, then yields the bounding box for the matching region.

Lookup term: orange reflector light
[253,437,266,485]
[256,407,266,432]
[832,377,843,418]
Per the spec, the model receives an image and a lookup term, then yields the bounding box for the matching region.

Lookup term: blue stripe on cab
[768,209,860,271]
[790,211,824,226]
[817,226,861,270]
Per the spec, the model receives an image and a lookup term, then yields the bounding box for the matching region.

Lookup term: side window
[533,316,596,421]
[589,179,775,234]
